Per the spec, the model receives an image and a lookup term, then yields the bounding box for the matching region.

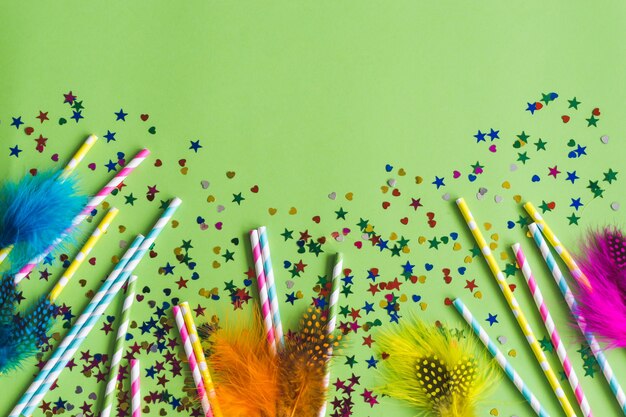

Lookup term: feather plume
[377,316,499,417]
[574,227,626,348]
[277,307,340,417]
[0,170,86,272]
[0,296,56,374]
[202,307,341,417]
[206,312,278,417]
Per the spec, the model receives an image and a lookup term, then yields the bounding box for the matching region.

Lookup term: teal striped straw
[529,223,626,414]
[453,298,551,417]
[258,226,284,346]
[9,234,144,417]
[20,197,182,417]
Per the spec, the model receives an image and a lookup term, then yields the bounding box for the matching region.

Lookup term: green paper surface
[1,1,625,416]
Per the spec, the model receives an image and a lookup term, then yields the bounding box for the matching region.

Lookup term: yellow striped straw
[180,302,223,417]
[0,245,13,265]
[523,201,591,290]
[456,198,577,417]
[59,134,98,180]
[48,207,119,302]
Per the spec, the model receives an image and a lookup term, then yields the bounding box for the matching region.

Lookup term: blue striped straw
[9,234,145,417]
[453,298,551,417]
[258,226,284,346]
[20,197,182,417]
[529,223,626,414]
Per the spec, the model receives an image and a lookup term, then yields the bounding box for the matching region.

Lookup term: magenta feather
[574,227,626,348]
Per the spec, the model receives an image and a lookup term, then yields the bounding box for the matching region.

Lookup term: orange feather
[207,312,278,417]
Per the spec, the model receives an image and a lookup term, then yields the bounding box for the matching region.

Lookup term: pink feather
[574,227,626,348]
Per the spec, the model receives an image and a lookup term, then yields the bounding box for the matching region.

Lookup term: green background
[1,1,625,416]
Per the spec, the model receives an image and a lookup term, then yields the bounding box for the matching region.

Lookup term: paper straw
[59,134,98,179]
[180,302,222,417]
[453,298,551,417]
[14,148,151,284]
[258,226,284,347]
[514,243,592,417]
[529,223,626,414]
[173,305,213,417]
[319,252,343,417]
[9,235,144,417]
[0,135,98,267]
[456,198,576,417]
[99,274,138,417]
[523,201,591,289]
[20,196,181,416]
[0,245,13,265]
[249,229,276,353]
[130,358,141,417]
[49,207,119,302]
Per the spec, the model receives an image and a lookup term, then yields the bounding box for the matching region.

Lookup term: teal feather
[0,170,86,273]
[0,296,56,374]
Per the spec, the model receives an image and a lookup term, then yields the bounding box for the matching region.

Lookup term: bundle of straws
[172,227,344,417]
[1,133,182,416]
[446,198,626,417]
[0,136,153,374]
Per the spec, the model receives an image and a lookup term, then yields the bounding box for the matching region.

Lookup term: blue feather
[0,170,86,273]
[0,295,56,374]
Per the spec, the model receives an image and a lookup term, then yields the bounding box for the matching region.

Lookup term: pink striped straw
[130,359,141,417]
[513,243,593,417]
[249,229,276,354]
[172,305,213,417]
[14,148,151,284]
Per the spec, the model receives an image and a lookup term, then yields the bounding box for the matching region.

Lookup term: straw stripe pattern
[60,134,98,179]
[100,274,139,417]
[456,198,576,417]
[50,207,119,302]
[250,229,275,353]
[19,195,180,416]
[0,245,12,264]
[131,358,141,417]
[453,298,550,417]
[258,226,284,347]
[9,235,144,417]
[180,302,222,417]
[529,223,626,414]
[514,243,592,417]
[319,252,343,417]
[173,305,213,417]
[21,249,143,417]
[524,202,590,289]
[14,148,151,284]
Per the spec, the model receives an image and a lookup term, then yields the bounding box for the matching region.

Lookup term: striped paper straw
[319,252,343,417]
[100,274,138,417]
[258,226,284,347]
[14,148,151,284]
[529,223,626,414]
[249,229,276,353]
[130,359,141,417]
[21,196,180,416]
[523,201,591,289]
[180,302,222,417]
[0,245,13,265]
[514,243,592,417]
[9,235,144,417]
[59,134,98,179]
[456,198,576,417]
[173,305,213,417]
[49,207,119,302]
[453,298,551,417]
